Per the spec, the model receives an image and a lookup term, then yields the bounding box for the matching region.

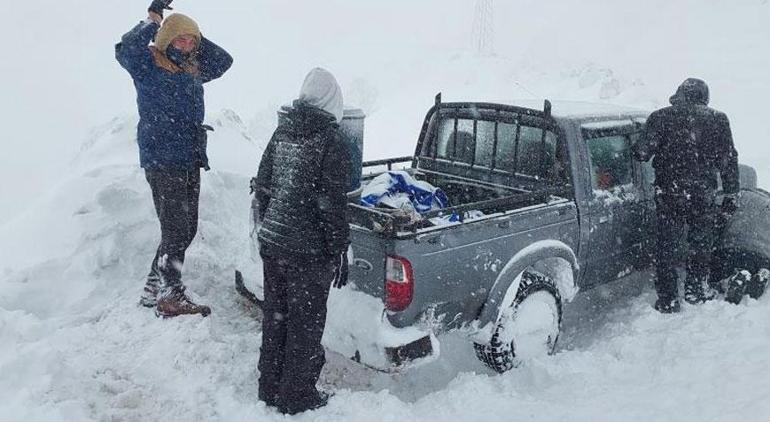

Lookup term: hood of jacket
[154,13,201,53]
[298,67,344,123]
[669,78,710,106]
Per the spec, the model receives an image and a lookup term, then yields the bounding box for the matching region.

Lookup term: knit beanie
[154,13,201,53]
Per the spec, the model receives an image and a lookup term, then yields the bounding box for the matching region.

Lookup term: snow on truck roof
[512,99,648,119]
[445,99,648,120]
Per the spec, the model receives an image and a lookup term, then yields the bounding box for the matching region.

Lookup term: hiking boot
[708,277,727,295]
[278,390,332,415]
[746,268,770,300]
[155,285,211,318]
[724,270,750,305]
[139,275,161,308]
[684,280,717,305]
[654,297,681,314]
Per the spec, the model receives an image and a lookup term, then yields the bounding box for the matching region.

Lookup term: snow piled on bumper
[324,287,437,371]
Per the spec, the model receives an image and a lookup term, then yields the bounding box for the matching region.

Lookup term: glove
[148,0,174,17]
[331,251,349,289]
[722,194,739,216]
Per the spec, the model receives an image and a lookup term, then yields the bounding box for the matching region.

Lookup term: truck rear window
[428,113,562,181]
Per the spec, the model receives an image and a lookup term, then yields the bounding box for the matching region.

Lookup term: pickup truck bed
[348,156,569,237]
[339,150,579,369]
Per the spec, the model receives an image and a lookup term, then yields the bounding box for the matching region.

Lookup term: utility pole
[472,0,495,56]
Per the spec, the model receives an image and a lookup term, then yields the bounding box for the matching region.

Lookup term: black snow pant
[145,169,201,288]
[654,192,719,301]
[258,251,333,410]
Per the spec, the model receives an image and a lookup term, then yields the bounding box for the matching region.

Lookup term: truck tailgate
[348,226,389,298]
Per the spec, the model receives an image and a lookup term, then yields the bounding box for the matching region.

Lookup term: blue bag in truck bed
[361,171,450,214]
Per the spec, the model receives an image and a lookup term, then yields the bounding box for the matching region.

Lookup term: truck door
[581,121,649,287]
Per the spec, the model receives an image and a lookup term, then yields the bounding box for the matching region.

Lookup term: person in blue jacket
[115,1,233,318]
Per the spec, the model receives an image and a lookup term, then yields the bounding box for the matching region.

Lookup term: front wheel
[474,270,562,373]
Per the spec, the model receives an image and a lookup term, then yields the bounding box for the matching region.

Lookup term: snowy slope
[2,0,770,421]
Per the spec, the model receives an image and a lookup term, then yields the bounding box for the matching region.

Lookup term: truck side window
[586,135,634,190]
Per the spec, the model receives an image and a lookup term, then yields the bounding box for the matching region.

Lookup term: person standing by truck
[115,1,233,317]
[633,78,739,314]
[253,68,351,414]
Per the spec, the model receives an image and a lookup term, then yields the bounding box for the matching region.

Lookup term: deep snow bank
[0,110,261,315]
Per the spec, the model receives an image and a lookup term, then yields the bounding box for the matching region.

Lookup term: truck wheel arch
[473,240,578,344]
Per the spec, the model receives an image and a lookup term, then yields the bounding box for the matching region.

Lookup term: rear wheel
[474,270,562,373]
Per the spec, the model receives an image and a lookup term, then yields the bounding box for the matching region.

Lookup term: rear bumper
[236,262,437,371]
[322,288,438,371]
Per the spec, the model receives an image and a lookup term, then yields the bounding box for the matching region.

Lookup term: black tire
[474,270,563,374]
[712,248,770,288]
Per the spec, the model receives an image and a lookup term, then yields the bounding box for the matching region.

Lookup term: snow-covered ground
[2,1,770,421]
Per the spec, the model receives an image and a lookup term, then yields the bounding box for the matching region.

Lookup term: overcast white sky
[1,0,768,223]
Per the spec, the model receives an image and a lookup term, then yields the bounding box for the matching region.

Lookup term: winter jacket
[255,102,351,258]
[633,78,739,196]
[115,20,233,170]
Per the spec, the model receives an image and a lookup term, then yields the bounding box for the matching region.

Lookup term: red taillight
[385,255,414,312]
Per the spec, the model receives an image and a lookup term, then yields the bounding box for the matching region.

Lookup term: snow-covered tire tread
[474,270,562,373]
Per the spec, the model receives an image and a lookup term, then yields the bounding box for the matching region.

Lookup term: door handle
[497,220,511,229]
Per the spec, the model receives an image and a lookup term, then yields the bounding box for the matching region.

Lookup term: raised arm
[115,18,159,81]
[198,37,234,83]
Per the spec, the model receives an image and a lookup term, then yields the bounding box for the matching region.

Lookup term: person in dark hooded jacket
[633,78,739,313]
[254,68,351,415]
[115,3,233,318]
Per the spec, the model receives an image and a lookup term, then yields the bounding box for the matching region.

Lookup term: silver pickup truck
[241,95,770,373]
